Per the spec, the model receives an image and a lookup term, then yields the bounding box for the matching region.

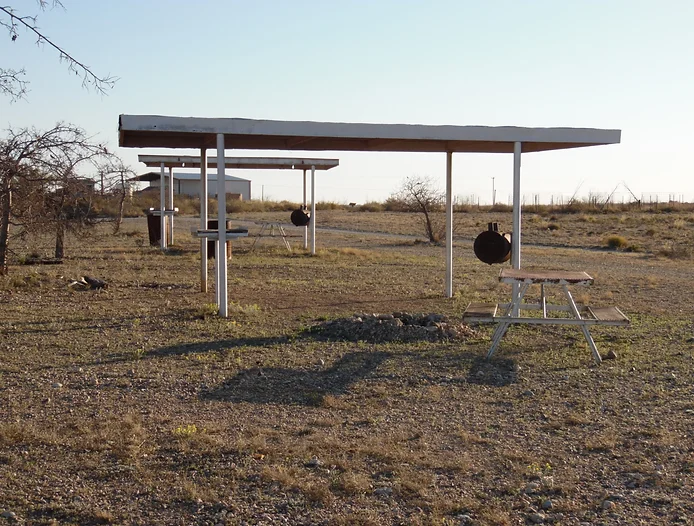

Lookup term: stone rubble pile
[307,312,476,343]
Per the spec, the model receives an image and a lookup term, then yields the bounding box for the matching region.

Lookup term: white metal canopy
[119,114,621,317]
[120,115,619,154]
[136,153,339,303]
[138,155,339,171]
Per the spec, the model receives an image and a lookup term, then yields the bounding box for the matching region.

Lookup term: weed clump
[658,244,692,260]
[196,303,219,319]
[604,235,629,249]
[228,302,261,314]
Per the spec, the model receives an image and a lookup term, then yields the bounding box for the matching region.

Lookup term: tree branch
[0,3,117,95]
[0,67,28,101]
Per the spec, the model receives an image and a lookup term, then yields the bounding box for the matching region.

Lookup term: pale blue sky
[2,1,693,204]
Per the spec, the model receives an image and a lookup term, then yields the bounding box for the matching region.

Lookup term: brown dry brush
[0,124,114,272]
[391,175,447,243]
[95,157,137,234]
[388,175,469,243]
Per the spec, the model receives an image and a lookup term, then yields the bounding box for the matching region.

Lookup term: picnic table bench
[463,268,629,364]
[190,228,249,241]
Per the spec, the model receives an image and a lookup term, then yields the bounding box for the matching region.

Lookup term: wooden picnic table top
[499,268,594,285]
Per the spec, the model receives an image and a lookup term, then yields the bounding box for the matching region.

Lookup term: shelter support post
[445,152,453,298]
[200,148,208,292]
[310,165,316,255]
[216,134,228,317]
[168,166,175,244]
[512,142,522,316]
[303,169,308,250]
[159,162,166,250]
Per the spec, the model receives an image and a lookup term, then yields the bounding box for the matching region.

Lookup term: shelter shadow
[98,336,292,364]
[145,336,290,358]
[201,350,390,406]
[466,355,519,387]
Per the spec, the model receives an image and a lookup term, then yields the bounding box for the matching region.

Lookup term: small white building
[133,171,251,200]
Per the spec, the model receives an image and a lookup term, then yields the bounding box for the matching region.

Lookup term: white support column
[216,134,228,317]
[512,142,522,316]
[310,165,316,255]
[445,151,453,298]
[168,166,175,245]
[302,169,308,250]
[200,148,208,292]
[159,162,166,250]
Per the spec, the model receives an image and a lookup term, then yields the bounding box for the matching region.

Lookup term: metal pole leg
[302,169,308,251]
[562,285,602,365]
[279,226,291,251]
[250,224,266,252]
[487,322,510,359]
[487,282,528,360]
[580,325,602,365]
[200,148,208,292]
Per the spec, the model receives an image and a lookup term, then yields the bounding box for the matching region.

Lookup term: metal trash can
[290,207,311,226]
[207,220,233,259]
[146,209,169,246]
[473,222,512,265]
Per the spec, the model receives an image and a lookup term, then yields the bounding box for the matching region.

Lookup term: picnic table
[463,268,630,364]
[192,228,249,241]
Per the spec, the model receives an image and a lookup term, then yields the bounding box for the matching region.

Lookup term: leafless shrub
[0,124,114,271]
[389,176,446,243]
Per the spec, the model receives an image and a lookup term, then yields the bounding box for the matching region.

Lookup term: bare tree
[1,1,117,100]
[391,176,447,243]
[39,156,105,260]
[0,123,109,272]
[96,157,136,233]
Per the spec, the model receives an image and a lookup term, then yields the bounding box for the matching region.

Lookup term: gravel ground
[1,213,693,525]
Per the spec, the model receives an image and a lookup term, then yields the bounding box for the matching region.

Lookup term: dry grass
[0,211,693,524]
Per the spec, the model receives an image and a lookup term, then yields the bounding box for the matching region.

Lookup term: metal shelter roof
[137,154,339,170]
[131,171,250,183]
[119,115,621,154]
[117,113,622,317]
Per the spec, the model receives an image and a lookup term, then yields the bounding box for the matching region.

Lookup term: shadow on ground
[108,311,473,363]
[145,336,290,359]
[201,351,390,406]
[466,355,519,386]
[397,346,520,387]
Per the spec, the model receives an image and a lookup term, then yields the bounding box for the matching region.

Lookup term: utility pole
[492,177,496,205]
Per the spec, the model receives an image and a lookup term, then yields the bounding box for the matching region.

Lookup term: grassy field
[1,209,693,525]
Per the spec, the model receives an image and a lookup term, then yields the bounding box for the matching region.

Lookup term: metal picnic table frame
[463,268,630,364]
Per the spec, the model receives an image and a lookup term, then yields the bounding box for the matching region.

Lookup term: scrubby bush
[383,196,409,212]
[658,244,692,260]
[489,203,512,213]
[92,192,202,217]
[315,201,343,211]
[358,202,384,212]
[604,235,629,249]
[226,199,299,213]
